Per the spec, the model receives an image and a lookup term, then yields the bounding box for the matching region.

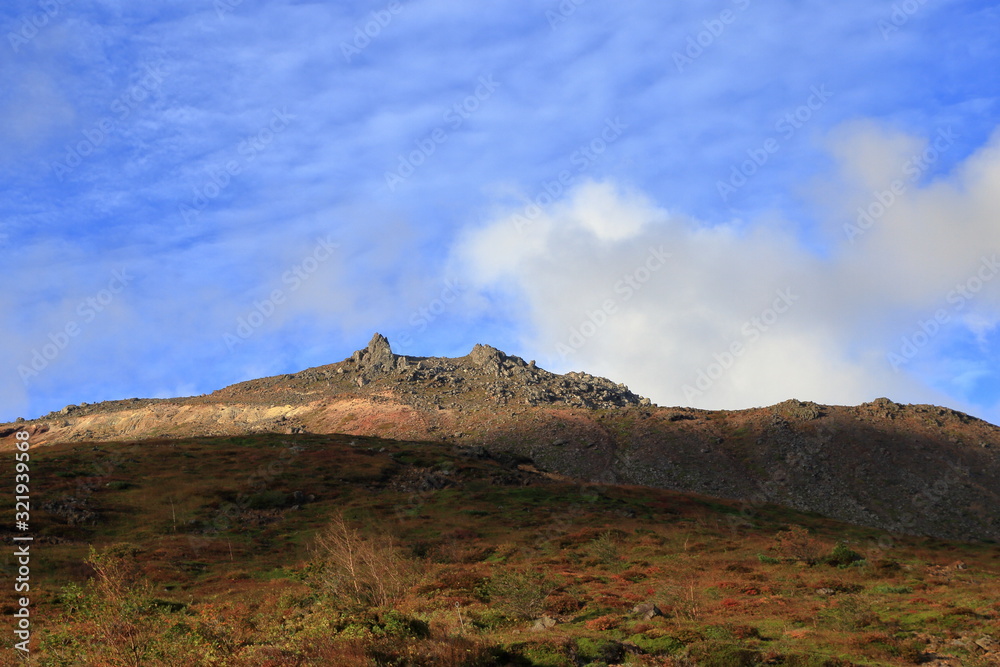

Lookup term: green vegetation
[3,432,999,666]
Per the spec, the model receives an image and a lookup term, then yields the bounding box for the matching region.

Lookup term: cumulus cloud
[453,123,1000,421]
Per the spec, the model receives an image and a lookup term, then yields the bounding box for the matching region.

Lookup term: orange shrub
[585,614,620,631]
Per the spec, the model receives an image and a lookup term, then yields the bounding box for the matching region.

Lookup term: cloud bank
[454,122,1000,420]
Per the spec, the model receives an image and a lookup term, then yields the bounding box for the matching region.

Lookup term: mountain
[3,333,1000,542]
[5,334,1000,666]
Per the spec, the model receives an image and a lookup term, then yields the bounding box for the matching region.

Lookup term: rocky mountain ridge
[3,334,1000,542]
[323,332,649,409]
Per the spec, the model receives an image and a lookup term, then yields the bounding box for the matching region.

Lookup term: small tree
[84,544,162,667]
[310,511,416,611]
[588,530,623,568]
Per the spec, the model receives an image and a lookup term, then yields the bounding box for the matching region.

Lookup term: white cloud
[454,124,1000,421]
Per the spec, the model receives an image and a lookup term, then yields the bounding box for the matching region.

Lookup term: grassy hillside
[3,433,999,666]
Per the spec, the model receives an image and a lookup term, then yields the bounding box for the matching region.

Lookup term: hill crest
[3,333,1000,542]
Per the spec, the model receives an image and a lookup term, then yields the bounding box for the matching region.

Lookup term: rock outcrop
[3,333,1000,542]
[334,334,646,410]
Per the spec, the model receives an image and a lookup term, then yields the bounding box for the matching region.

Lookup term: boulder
[530,616,557,632]
[975,635,999,652]
[631,602,664,620]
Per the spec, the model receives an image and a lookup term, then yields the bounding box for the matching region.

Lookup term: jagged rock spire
[350,332,396,372]
[367,332,392,357]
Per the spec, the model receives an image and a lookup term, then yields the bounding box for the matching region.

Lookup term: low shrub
[481,567,553,621]
[823,543,864,567]
[774,525,825,564]
[820,593,883,631]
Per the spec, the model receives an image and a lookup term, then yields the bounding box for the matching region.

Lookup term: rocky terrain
[4,333,1000,542]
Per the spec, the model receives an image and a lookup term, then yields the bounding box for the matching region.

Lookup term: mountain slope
[4,431,1000,666]
[4,333,1000,541]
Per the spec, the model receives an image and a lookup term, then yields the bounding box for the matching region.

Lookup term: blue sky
[3,0,1000,424]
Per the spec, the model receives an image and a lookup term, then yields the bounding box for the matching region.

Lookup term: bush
[80,545,164,667]
[334,609,430,639]
[584,614,620,631]
[774,525,825,564]
[481,566,553,620]
[820,593,883,631]
[589,530,623,567]
[544,592,586,615]
[823,543,864,567]
[309,511,418,611]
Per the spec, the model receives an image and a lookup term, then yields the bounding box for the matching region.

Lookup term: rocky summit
[337,332,648,410]
[3,333,1000,542]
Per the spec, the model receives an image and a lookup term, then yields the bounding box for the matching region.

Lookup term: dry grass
[9,432,1000,666]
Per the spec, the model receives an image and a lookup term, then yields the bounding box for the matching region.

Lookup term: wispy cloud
[1,0,998,423]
